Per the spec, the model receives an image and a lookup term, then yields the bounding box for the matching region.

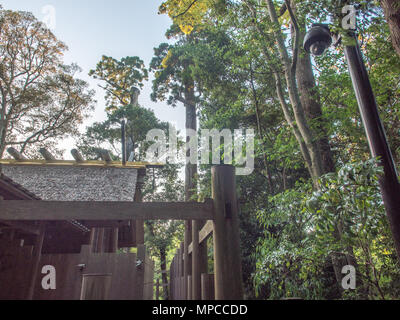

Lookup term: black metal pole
[121,120,126,165]
[343,33,400,260]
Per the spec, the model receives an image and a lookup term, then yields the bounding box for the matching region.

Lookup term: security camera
[303,24,332,56]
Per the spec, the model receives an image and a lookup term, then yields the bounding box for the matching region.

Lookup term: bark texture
[381,0,400,58]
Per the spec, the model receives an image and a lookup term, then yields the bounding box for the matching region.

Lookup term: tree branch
[284,0,300,77]
[172,0,199,19]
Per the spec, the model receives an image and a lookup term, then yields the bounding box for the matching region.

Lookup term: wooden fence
[0,241,153,300]
[168,165,244,300]
[169,233,215,300]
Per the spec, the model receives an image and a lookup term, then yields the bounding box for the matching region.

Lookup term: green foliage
[89,55,148,111]
[77,103,169,161]
[0,9,95,157]
[254,159,400,299]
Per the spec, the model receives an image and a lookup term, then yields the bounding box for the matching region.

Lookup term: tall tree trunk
[265,0,324,182]
[184,81,197,203]
[245,2,315,180]
[381,0,400,58]
[292,8,335,174]
[289,0,358,298]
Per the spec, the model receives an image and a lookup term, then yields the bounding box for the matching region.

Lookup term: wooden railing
[168,165,244,300]
[169,220,214,300]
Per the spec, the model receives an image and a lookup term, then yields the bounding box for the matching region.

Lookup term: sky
[0,0,186,159]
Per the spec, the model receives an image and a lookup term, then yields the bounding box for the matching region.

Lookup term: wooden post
[136,220,144,245]
[184,221,192,300]
[187,275,192,300]
[212,165,244,300]
[80,274,112,300]
[97,228,105,253]
[192,220,201,299]
[109,227,118,253]
[170,257,175,300]
[136,244,146,300]
[201,273,215,300]
[135,169,145,245]
[27,222,46,300]
[199,221,208,293]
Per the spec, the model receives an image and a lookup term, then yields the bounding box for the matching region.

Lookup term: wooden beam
[0,159,161,169]
[7,147,27,161]
[188,220,213,254]
[39,148,56,161]
[71,149,85,162]
[96,149,112,162]
[80,220,129,228]
[0,199,214,221]
[1,221,41,235]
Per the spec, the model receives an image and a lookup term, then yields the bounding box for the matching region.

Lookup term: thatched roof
[0,173,41,200]
[0,163,139,201]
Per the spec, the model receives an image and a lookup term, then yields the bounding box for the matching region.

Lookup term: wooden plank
[80,220,129,228]
[136,244,146,299]
[188,220,213,254]
[80,274,112,300]
[0,199,214,221]
[183,221,191,300]
[201,273,215,300]
[191,221,200,300]
[0,159,162,169]
[27,222,46,299]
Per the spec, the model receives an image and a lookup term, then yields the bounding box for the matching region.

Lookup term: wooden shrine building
[0,147,245,301]
[0,148,158,300]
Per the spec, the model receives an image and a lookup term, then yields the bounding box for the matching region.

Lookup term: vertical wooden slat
[97,228,105,253]
[136,244,146,299]
[109,228,118,253]
[27,223,46,300]
[201,273,215,300]
[184,221,192,300]
[187,275,193,300]
[192,220,201,300]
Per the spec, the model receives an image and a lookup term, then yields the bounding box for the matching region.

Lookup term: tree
[77,103,169,161]
[0,9,95,157]
[159,0,213,34]
[380,0,400,57]
[89,55,148,112]
[151,26,208,299]
[154,0,400,300]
